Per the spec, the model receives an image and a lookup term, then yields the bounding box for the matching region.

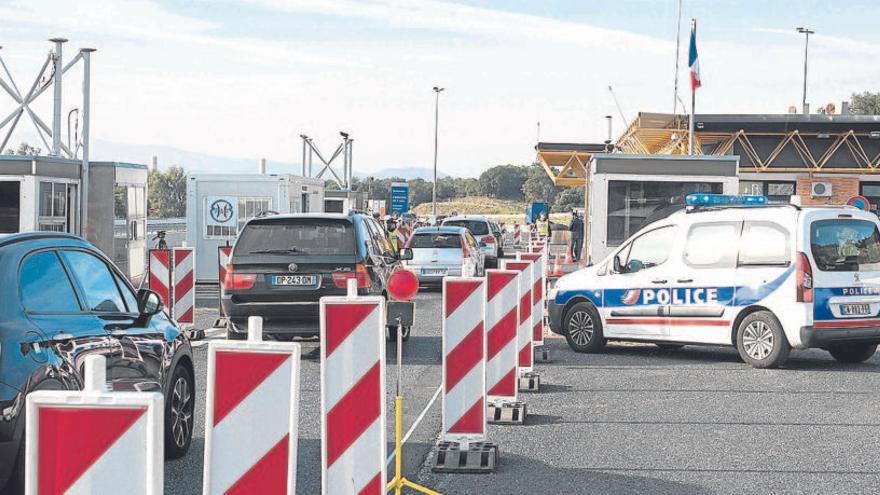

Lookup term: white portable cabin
[186,173,325,283]
[586,154,739,263]
[0,155,148,281]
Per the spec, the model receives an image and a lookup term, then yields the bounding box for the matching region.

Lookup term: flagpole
[688,18,696,156]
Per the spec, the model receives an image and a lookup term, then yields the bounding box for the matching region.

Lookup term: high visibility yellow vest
[387,230,399,248]
[537,220,550,236]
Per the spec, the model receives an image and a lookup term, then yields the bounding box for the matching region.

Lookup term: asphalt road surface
[167,278,880,495]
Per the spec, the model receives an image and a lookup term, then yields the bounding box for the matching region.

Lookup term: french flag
[689,20,701,90]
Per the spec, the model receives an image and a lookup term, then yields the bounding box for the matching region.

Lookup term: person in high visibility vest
[386,218,401,250]
[537,213,550,239]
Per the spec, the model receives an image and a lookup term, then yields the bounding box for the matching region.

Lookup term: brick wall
[795,176,859,206]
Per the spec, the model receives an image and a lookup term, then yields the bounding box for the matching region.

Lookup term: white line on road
[386,384,442,467]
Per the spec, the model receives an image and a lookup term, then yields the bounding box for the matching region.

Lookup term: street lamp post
[432,86,444,218]
[796,27,814,114]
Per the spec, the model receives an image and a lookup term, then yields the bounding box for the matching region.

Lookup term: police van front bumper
[547,298,565,335]
[800,325,880,348]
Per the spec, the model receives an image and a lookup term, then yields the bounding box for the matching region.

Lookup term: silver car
[403,226,484,285]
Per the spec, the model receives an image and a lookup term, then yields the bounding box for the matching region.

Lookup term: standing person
[386,218,401,250]
[568,210,584,262]
[537,212,550,240]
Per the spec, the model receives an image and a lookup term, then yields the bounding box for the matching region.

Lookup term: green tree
[554,187,585,211]
[521,164,557,204]
[147,166,187,217]
[478,164,528,200]
[3,142,42,156]
[851,91,880,115]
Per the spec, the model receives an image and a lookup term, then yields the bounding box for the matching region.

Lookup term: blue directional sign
[390,182,409,214]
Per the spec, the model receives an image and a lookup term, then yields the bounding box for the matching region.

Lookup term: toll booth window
[739,181,794,204]
[38,181,68,232]
[0,181,20,233]
[607,180,722,246]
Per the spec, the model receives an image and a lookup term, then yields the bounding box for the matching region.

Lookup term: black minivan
[0,233,195,492]
[222,212,412,340]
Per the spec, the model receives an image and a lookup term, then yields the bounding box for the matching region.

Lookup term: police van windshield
[810,219,880,272]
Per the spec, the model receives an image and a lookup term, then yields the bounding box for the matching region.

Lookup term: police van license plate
[841,303,871,316]
[273,275,317,286]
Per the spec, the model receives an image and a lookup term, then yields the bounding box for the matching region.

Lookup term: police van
[547,194,880,368]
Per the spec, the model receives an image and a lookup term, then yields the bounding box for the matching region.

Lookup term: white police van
[547,194,880,368]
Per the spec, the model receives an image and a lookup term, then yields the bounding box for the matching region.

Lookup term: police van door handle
[677,278,693,283]
[651,279,667,284]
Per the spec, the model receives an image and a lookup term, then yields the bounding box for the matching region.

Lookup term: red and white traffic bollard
[26,355,164,495]
[484,269,525,424]
[518,252,550,362]
[202,316,302,494]
[435,277,498,472]
[503,260,539,392]
[320,294,386,494]
[148,249,172,309]
[172,247,195,326]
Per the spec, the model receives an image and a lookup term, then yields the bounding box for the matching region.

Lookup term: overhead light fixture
[696,122,705,129]
[817,132,831,139]
[869,131,880,139]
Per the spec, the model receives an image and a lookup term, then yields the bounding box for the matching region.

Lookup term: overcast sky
[1,0,878,177]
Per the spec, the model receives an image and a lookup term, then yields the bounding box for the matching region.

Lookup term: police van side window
[616,226,676,272]
[683,222,739,269]
[739,222,790,266]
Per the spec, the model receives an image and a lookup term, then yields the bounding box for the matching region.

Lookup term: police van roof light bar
[685,194,768,207]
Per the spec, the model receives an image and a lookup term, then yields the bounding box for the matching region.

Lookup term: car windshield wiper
[249,248,302,254]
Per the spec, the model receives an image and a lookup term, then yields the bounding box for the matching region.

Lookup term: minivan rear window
[410,233,462,249]
[235,219,355,256]
[444,220,489,236]
[810,219,880,271]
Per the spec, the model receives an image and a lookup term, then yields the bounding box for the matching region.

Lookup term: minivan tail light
[482,235,495,244]
[795,252,813,303]
[223,266,257,290]
[331,264,371,289]
[460,237,468,258]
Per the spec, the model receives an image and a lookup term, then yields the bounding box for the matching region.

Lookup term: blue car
[0,233,195,492]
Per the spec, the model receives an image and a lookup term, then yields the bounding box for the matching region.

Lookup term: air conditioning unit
[811,182,833,198]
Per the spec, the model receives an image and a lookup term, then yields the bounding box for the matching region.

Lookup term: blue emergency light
[685,194,769,207]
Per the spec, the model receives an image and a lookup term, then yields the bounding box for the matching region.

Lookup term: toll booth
[0,155,149,280]
[586,154,739,263]
[186,173,325,283]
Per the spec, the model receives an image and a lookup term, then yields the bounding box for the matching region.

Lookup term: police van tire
[735,311,790,368]
[827,343,877,364]
[564,302,605,353]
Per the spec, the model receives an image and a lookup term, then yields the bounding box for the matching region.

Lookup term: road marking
[385,384,442,467]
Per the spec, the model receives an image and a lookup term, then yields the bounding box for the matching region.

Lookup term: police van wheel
[736,311,790,368]
[827,343,877,364]
[564,302,605,353]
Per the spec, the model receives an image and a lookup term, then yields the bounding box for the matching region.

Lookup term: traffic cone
[564,245,573,265]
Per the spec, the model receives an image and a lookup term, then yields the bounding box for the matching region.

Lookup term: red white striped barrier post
[503,260,540,392]
[148,249,172,310]
[172,247,195,327]
[518,252,550,363]
[441,277,487,441]
[485,269,525,424]
[320,295,386,494]
[25,355,163,495]
[435,277,498,472]
[202,316,301,494]
[218,245,232,314]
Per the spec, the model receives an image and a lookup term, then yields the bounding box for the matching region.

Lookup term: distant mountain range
[91,139,447,180]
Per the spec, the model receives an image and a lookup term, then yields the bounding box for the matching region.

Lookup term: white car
[548,194,880,368]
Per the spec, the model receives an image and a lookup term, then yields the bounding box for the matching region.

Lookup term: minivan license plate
[272,275,317,286]
[841,303,871,316]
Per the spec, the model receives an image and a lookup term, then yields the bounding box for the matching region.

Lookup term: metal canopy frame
[300,133,353,190]
[535,143,609,186]
[0,38,95,232]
